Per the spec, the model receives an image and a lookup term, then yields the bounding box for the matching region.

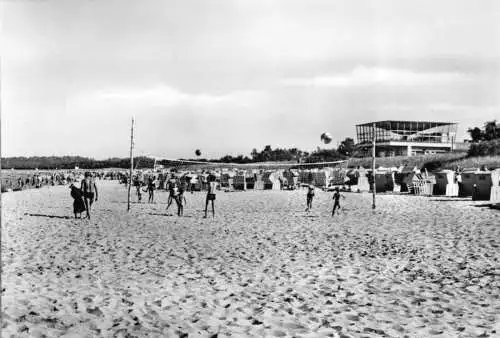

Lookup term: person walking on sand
[81,172,98,219]
[305,184,315,212]
[204,175,217,218]
[331,187,345,216]
[165,180,178,212]
[146,176,156,203]
[70,184,86,219]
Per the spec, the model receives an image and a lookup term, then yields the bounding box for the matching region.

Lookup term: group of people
[69,172,98,219]
[11,173,47,190]
[8,170,111,193]
[133,174,218,218]
[69,172,345,219]
[134,176,157,204]
[165,176,217,218]
[305,185,345,216]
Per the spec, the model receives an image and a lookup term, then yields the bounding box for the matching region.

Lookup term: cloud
[92,84,262,108]
[377,102,499,114]
[281,66,472,87]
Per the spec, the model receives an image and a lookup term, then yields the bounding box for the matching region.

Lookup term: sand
[2,181,499,338]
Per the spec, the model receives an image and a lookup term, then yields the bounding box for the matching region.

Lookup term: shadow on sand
[25,213,72,219]
[473,203,497,208]
[429,198,470,202]
[147,213,196,218]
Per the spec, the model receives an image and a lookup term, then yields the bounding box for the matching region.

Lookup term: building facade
[355,121,458,157]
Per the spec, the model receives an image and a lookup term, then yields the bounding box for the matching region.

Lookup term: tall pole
[372,122,376,209]
[127,117,134,212]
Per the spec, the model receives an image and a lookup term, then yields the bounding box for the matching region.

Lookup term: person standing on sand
[204,175,217,218]
[70,184,86,219]
[176,183,187,216]
[81,172,98,219]
[135,178,143,203]
[305,184,315,212]
[146,176,156,203]
[165,180,178,212]
[180,180,188,196]
[331,187,345,216]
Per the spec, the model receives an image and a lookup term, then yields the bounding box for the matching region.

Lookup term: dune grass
[347,153,500,171]
[444,155,500,170]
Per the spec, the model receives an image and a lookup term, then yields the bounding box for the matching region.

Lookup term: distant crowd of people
[3,170,123,193]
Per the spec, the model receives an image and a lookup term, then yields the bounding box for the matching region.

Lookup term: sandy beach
[2,181,499,338]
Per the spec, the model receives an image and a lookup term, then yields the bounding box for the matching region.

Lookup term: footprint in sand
[345,314,360,322]
[86,306,103,316]
[271,330,287,337]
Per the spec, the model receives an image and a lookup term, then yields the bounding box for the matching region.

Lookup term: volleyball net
[132,150,349,188]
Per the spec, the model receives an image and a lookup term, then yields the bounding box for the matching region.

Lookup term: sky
[1,0,499,159]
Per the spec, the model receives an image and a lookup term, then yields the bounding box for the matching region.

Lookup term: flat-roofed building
[356,121,458,157]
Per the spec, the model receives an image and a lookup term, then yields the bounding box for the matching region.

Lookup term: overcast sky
[2,0,499,159]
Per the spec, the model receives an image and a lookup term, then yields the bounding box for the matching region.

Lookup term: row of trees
[467,121,500,142]
[247,138,356,163]
[467,120,500,156]
[1,156,155,170]
[180,138,357,164]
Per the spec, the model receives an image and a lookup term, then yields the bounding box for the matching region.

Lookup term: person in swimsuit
[305,184,315,212]
[146,176,156,203]
[176,181,187,216]
[332,187,345,216]
[135,177,143,202]
[204,175,217,218]
[165,180,177,212]
[81,172,98,218]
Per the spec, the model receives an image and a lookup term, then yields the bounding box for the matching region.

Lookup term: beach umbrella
[320,132,332,144]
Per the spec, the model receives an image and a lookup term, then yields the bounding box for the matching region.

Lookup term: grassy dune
[347,154,500,171]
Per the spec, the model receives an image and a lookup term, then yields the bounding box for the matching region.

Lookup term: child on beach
[70,184,86,219]
[332,187,345,216]
[305,184,315,212]
[204,175,217,218]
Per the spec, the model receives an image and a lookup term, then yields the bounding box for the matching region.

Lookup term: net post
[372,122,376,209]
[127,117,134,212]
